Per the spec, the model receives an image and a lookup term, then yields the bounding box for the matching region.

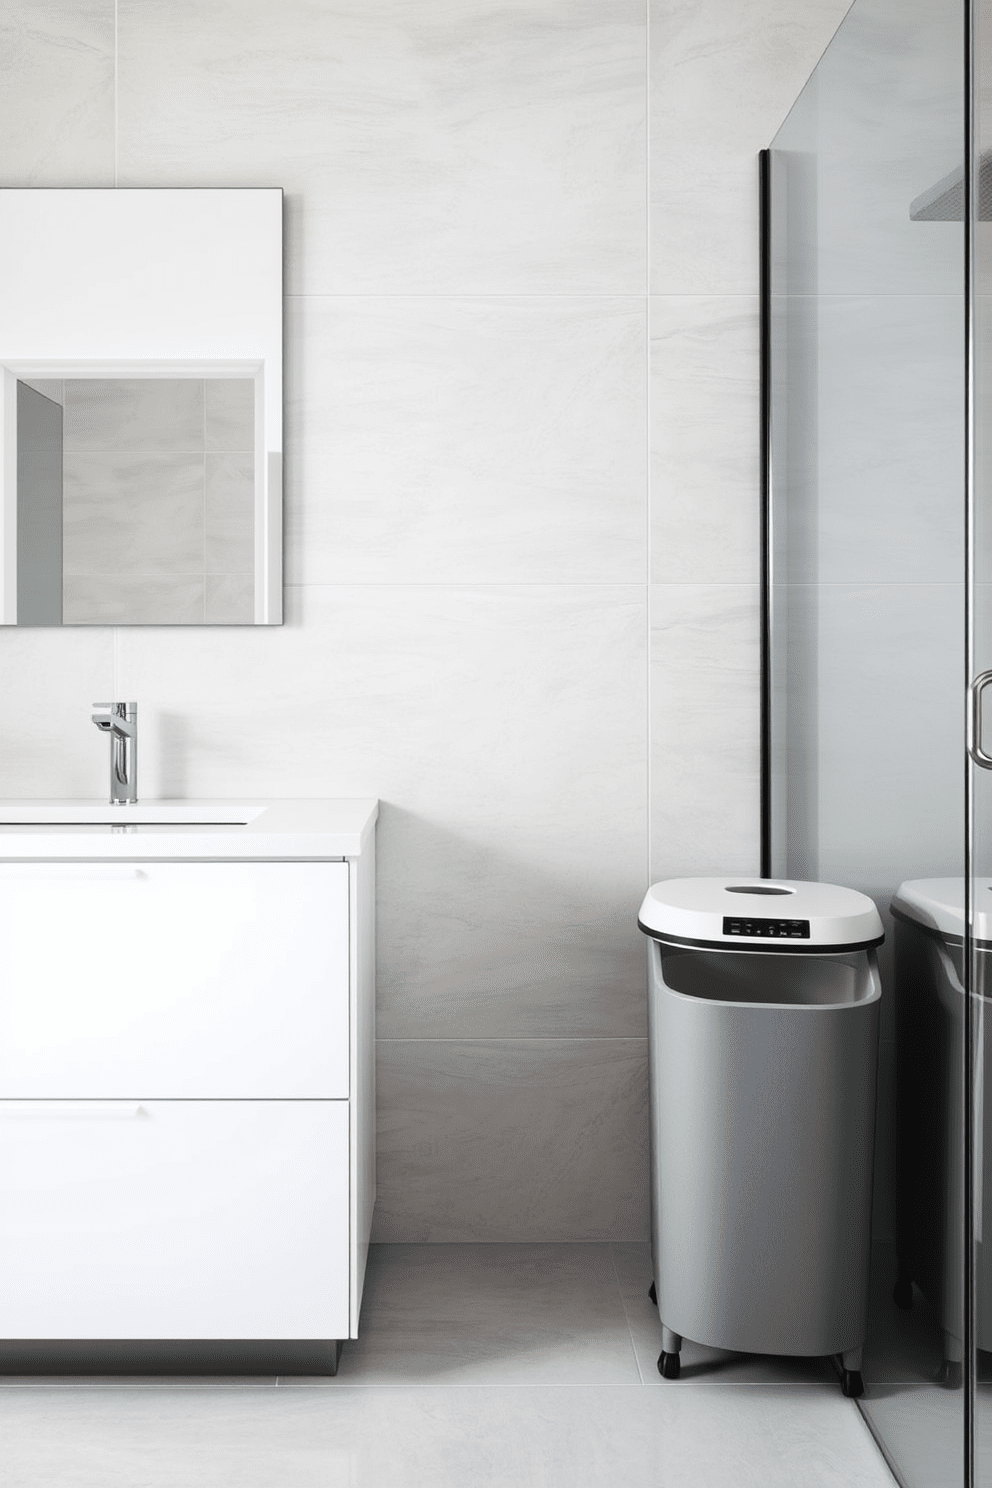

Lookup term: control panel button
[722,917,811,939]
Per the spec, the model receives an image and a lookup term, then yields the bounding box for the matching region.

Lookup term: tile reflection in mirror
[19,376,255,626]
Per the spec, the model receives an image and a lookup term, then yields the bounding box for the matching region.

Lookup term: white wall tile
[650,0,852,294]
[376,807,647,1040]
[0,0,850,1242]
[115,583,647,804]
[649,584,760,882]
[802,0,963,299]
[650,296,759,585]
[0,1,114,185]
[0,628,114,796]
[285,296,647,586]
[117,583,648,1037]
[813,581,963,890]
[371,1039,649,1242]
[815,296,963,585]
[117,0,646,295]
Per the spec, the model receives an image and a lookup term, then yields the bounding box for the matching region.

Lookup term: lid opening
[725,885,794,896]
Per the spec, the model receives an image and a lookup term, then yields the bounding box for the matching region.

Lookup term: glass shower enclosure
[764,0,992,1482]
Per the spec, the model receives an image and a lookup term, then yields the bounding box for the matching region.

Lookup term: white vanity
[0,798,377,1374]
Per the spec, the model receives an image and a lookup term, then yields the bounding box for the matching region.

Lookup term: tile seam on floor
[608,1242,650,1385]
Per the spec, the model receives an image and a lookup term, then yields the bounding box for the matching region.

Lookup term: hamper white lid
[637,878,884,951]
[890,878,992,944]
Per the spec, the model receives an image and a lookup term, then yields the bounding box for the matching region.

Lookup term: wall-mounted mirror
[0,189,283,625]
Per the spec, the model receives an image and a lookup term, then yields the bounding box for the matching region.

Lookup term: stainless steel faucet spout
[92,701,138,805]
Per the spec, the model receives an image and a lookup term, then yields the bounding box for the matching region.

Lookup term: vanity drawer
[0,1099,350,1339]
[0,861,349,1098]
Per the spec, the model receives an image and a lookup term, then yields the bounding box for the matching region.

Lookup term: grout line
[373,1037,648,1044]
[281,290,962,302]
[113,0,118,187]
[202,383,207,621]
[0,1377,858,1392]
[609,1241,649,1385]
[644,0,652,890]
[283,293,652,302]
[281,581,660,590]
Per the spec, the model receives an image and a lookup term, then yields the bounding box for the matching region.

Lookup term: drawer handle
[0,1102,147,1119]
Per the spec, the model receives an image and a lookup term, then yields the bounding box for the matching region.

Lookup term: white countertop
[0,799,378,859]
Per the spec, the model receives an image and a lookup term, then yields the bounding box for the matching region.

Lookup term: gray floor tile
[0,1382,894,1488]
[0,1242,895,1488]
[610,1240,836,1385]
[861,1243,945,1387]
[332,1242,641,1385]
[0,1376,278,1391]
[859,1382,968,1488]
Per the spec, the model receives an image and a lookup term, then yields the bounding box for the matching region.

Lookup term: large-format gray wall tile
[63,453,204,576]
[0,1,114,185]
[649,0,852,295]
[650,296,758,585]
[286,296,647,586]
[63,575,206,626]
[205,380,255,454]
[205,455,254,573]
[205,574,254,626]
[650,584,760,882]
[116,0,646,295]
[371,1040,649,1242]
[20,379,64,405]
[63,381,205,454]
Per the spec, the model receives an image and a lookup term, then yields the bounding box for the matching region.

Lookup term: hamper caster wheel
[648,1282,657,1306]
[841,1369,864,1399]
[658,1351,680,1380]
[892,1278,913,1311]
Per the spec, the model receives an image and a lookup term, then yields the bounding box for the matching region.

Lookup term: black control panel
[722,917,810,940]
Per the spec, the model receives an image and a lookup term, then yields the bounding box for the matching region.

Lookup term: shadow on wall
[371,806,650,1244]
[375,804,648,1041]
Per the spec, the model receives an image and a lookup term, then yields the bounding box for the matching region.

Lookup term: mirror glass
[0,189,283,625]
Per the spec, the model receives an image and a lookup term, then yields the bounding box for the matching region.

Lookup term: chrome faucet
[92,702,138,805]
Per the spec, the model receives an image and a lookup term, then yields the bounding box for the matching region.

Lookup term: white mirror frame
[0,189,283,625]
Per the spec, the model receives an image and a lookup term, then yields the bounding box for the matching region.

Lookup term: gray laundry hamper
[637,878,883,1399]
